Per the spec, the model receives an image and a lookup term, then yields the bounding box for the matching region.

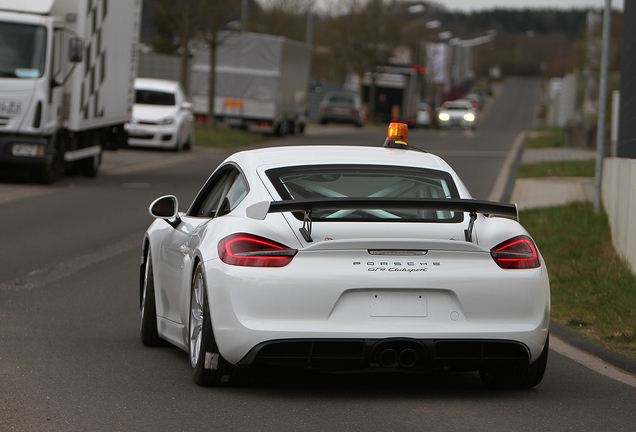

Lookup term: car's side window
[195,172,229,217]
[217,173,248,217]
[188,166,249,218]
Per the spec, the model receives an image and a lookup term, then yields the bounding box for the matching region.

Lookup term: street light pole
[594,0,612,213]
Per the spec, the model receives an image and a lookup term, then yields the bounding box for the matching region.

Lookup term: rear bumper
[238,337,534,371]
[204,248,551,367]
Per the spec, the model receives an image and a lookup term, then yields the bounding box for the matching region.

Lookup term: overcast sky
[436,0,621,12]
[309,0,622,13]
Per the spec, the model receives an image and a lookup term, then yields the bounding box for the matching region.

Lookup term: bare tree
[327,0,402,119]
[149,0,203,95]
[194,0,242,127]
[249,0,313,43]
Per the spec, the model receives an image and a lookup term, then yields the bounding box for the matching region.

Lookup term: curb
[497,131,636,376]
[550,320,636,376]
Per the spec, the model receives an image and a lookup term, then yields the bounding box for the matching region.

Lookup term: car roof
[227,145,449,172]
[134,78,181,93]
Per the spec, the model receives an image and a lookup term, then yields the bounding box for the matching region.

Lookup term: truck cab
[0,0,141,183]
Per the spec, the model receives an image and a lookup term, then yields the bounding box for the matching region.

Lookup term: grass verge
[517,159,596,178]
[520,201,636,360]
[525,127,565,149]
[194,124,268,148]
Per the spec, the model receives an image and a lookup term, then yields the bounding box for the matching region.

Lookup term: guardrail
[602,157,636,274]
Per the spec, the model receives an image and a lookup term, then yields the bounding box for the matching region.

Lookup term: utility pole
[594,0,612,212]
[242,0,248,32]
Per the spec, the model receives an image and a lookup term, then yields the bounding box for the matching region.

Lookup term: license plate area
[12,143,39,157]
[128,129,150,136]
[370,292,427,317]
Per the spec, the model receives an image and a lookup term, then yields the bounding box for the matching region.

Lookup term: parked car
[437,100,477,130]
[415,102,432,128]
[125,78,195,151]
[140,122,550,389]
[318,91,365,127]
[465,92,486,110]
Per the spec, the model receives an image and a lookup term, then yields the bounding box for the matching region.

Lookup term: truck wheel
[81,152,101,177]
[37,161,58,185]
[36,150,63,184]
[274,120,288,137]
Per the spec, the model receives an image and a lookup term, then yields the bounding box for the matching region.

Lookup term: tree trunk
[179,7,190,96]
[207,36,217,127]
[180,41,189,96]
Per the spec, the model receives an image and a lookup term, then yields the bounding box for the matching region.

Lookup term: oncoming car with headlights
[139,123,550,388]
[437,100,477,130]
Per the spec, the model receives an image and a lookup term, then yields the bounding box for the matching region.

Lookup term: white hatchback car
[140,123,550,389]
[125,78,195,151]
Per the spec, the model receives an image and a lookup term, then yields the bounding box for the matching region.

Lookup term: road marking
[0,184,52,205]
[0,148,223,205]
[427,150,508,158]
[0,233,140,292]
[488,131,527,202]
[551,335,636,388]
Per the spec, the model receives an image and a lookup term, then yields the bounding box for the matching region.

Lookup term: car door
[156,166,247,325]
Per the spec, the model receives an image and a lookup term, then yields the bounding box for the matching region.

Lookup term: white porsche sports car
[140,123,550,388]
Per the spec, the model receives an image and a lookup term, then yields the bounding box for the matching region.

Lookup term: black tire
[184,127,194,150]
[36,159,58,184]
[140,252,164,346]
[80,152,101,177]
[189,263,247,386]
[479,335,549,389]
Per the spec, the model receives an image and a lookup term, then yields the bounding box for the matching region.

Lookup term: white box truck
[0,0,141,183]
[190,32,311,136]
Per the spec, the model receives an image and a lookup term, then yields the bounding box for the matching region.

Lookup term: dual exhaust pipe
[378,347,418,368]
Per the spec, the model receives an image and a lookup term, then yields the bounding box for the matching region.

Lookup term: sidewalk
[510,147,596,210]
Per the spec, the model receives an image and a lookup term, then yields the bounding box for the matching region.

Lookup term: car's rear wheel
[140,252,164,346]
[479,335,549,389]
[189,263,247,386]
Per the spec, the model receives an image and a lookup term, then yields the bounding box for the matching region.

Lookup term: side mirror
[182,101,193,110]
[68,37,83,63]
[149,195,179,219]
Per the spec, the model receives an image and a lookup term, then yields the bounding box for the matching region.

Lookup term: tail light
[320,106,329,113]
[490,235,540,269]
[351,109,359,115]
[218,233,297,267]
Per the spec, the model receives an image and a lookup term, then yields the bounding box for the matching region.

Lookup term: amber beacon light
[383,122,409,149]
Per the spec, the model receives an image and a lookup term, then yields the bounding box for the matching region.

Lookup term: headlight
[158,117,174,125]
[463,113,475,122]
[438,113,450,121]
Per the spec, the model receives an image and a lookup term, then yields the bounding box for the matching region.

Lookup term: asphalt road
[2,78,636,431]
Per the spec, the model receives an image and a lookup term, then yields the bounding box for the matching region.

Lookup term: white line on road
[488,131,527,202]
[551,335,636,388]
[0,233,140,292]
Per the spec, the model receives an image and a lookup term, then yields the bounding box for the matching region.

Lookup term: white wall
[602,157,636,274]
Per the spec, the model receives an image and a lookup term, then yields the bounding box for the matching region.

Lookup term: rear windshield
[135,89,176,106]
[328,95,356,104]
[267,165,463,223]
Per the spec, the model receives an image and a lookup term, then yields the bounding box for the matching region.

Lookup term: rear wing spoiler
[246,197,519,243]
